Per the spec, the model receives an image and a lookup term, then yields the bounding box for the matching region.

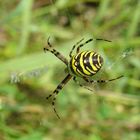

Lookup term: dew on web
[121,47,134,58]
[10,72,21,83]
[105,47,134,70]
[10,66,48,83]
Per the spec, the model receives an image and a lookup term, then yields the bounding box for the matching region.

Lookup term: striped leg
[44,37,68,65]
[46,74,72,119]
[69,38,84,58]
[73,76,94,92]
[76,38,111,54]
[83,75,123,84]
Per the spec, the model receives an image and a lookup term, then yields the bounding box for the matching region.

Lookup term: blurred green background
[0,0,140,140]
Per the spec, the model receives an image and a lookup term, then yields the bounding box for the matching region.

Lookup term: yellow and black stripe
[69,51,103,77]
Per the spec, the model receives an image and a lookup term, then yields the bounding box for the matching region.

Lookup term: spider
[44,37,123,119]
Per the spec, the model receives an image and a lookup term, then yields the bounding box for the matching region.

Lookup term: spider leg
[76,38,93,54]
[83,75,124,84]
[73,76,94,92]
[69,38,84,58]
[44,37,68,65]
[76,38,111,54]
[46,74,72,119]
[96,38,111,42]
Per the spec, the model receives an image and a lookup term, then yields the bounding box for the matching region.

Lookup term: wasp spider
[44,37,123,119]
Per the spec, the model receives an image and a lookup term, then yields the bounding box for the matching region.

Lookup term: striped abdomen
[68,51,103,77]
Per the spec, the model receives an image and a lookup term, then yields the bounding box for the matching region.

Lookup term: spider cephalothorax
[44,37,123,119]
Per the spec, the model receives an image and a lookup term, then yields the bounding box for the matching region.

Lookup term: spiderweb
[105,47,134,70]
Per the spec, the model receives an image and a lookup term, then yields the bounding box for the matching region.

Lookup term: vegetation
[0,0,140,140]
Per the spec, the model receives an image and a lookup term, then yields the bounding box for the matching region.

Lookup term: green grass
[0,0,140,140]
